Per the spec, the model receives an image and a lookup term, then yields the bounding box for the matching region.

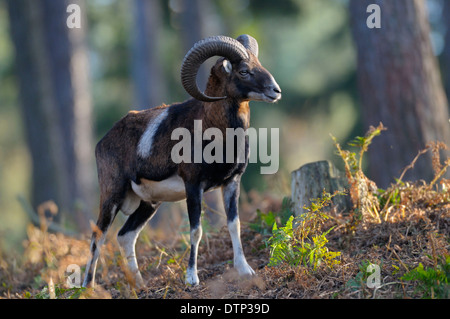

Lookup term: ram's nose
[272,83,282,98]
[266,82,282,102]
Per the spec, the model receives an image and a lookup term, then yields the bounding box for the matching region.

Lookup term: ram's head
[181,34,281,103]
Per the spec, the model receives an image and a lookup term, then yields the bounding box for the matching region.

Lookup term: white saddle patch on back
[137,108,169,158]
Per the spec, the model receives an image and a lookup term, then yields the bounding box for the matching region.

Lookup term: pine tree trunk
[443,0,450,101]
[131,0,167,110]
[179,0,223,92]
[349,0,450,188]
[179,0,209,90]
[7,0,95,232]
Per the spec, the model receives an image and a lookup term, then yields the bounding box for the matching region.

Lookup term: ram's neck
[203,73,250,131]
[203,99,250,132]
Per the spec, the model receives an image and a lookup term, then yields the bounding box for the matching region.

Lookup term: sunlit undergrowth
[332,123,449,227]
[267,191,342,270]
[0,124,449,299]
[259,123,449,298]
[330,124,449,298]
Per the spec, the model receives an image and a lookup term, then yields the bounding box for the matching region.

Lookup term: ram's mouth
[264,93,281,103]
[248,92,281,103]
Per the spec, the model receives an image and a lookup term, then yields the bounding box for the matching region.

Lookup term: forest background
[0,0,449,254]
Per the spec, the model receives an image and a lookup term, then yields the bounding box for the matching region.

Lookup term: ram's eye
[239,70,249,76]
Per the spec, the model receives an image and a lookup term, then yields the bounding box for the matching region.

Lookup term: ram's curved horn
[236,34,259,58]
[181,35,249,102]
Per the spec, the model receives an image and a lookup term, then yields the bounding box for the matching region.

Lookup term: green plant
[267,215,300,267]
[376,184,402,209]
[401,255,450,299]
[267,191,341,270]
[279,197,295,225]
[33,284,86,299]
[251,210,277,235]
[250,197,294,235]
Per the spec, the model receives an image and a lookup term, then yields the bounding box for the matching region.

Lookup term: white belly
[131,175,186,203]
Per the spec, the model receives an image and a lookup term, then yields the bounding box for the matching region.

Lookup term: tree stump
[291,160,352,217]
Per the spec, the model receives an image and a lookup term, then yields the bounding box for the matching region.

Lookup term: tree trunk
[443,0,450,101]
[349,0,450,188]
[7,0,95,232]
[179,0,209,90]
[179,0,224,92]
[131,0,167,110]
[291,161,352,217]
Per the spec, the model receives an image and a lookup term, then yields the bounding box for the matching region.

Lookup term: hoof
[185,267,199,286]
[133,272,145,289]
[236,261,255,277]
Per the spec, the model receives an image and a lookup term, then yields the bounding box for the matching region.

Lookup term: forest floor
[0,184,448,300]
[1,130,449,299]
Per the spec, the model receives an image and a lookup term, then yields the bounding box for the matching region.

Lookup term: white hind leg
[117,201,159,288]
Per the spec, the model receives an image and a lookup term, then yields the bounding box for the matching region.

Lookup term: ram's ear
[222,59,232,74]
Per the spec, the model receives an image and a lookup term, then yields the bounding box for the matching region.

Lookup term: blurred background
[0,0,449,251]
